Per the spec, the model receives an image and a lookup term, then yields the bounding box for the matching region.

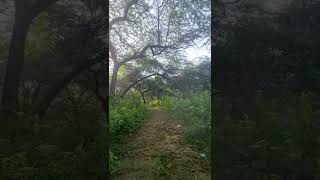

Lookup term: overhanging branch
[120,73,175,98]
[34,57,103,117]
[119,44,176,66]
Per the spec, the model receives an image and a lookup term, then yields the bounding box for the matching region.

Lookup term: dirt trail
[112,108,210,180]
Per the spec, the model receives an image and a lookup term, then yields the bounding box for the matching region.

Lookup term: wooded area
[1,0,319,179]
[214,0,320,179]
[0,0,109,179]
[108,0,211,179]
[0,0,211,179]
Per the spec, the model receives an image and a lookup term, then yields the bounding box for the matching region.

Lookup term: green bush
[110,95,147,135]
[109,95,148,174]
[215,91,320,178]
[0,93,108,180]
[148,99,161,108]
[160,91,211,158]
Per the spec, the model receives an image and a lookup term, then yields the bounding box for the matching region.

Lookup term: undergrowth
[215,91,320,178]
[160,91,211,165]
[109,95,148,174]
[148,99,161,108]
[0,93,107,180]
[152,152,174,178]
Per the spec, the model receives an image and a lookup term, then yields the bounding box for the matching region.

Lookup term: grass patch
[152,152,175,179]
[159,91,211,164]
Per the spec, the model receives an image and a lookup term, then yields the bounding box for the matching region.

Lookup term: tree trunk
[157,89,161,100]
[109,63,120,96]
[100,97,109,179]
[90,88,109,179]
[1,10,31,114]
[139,90,146,104]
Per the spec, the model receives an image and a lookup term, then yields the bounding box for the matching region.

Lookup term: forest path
[111,107,210,180]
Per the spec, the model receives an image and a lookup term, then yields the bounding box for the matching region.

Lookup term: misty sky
[184,40,211,65]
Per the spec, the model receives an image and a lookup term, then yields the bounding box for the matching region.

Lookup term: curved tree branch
[35,58,103,117]
[119,44,176,66]
[120,73,175,98]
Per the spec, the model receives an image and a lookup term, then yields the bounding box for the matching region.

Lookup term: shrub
[0,92,108,180]
[110,95,147,136]
[215,91,320,178]
[148,99,161,108]
[160,91,211,159]
[109,95,148,173]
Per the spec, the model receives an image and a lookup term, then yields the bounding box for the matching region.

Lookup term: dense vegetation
[108,0,211,177]
[109,95,148,173]
[0,93,107,179]
[109,57,211,176]
[0,1,110,179]
[2,0,320,179]
[0,0,210,179]
[214,0,320,179]
[160,91,211,158]
[215,92,319,179]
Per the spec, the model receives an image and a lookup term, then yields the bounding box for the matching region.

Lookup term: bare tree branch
[120,72,175,98]
[120,44,176,66]
[109,0,139,29]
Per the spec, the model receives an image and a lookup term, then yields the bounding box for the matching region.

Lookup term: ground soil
[111,108,210,180]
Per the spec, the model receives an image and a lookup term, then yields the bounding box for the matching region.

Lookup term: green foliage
[175,59,211,94]
[110,95,147,135]
[148,99,161,108]
[160,91,211,161]
[159,97,175,111]
[109,151,120,174]
[26,12,52,58]
[109,95,148,174]
[152,152,174,178]
[215,92,320,178]
[0,93,107,180]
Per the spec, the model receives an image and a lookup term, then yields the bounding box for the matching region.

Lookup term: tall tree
[1,0,58,115]
[109,0,210,96]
